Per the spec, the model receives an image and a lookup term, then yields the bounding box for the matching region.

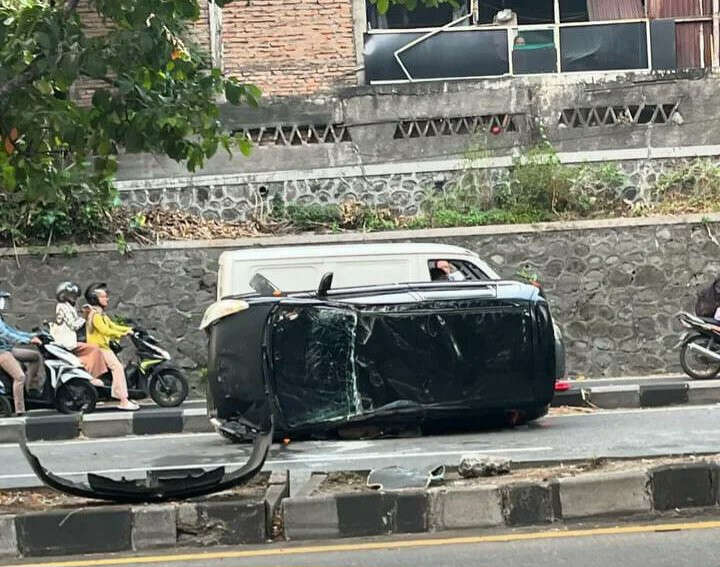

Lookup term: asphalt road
[3,518,720,567]
[2,404,720,490]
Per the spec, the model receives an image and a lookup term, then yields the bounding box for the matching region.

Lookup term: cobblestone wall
[1,217,717,394]
[118,155,716,222]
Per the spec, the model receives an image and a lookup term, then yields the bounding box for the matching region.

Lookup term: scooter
[0,331,97,416]
[93,325,188,407]
[677,312,720,379]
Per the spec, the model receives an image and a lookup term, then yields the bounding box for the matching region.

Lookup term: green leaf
[236,135,252,157]
[34,78,53,95]
[377,0,390,14]
[225,82,242,105]
[1,166,15,191]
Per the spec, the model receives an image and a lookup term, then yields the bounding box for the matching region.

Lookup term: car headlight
[199,299,250,330]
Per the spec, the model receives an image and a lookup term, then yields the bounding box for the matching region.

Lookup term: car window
[428,259,489,281]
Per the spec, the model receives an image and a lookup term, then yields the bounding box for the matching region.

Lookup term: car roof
[219,243,478,262]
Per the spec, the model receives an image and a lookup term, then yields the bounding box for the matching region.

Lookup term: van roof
[219,243,477,262]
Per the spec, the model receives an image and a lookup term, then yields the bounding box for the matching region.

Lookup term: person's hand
[30,336,42,345]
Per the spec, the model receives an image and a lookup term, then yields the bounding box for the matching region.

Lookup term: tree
[0,0,259,243]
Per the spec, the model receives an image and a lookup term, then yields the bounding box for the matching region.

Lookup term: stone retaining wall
[1,214,717,392]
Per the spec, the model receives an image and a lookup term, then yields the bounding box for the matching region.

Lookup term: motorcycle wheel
[0,396,12,417]
[680,334,720,379]
[55,379,98,414]
[149,369,188,407]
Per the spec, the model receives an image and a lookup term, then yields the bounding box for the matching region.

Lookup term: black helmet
[56,281,81,304]
[84,282,108,306]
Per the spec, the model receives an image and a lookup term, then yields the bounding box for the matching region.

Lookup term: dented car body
[206,278,561,440]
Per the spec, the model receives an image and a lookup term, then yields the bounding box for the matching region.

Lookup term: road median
[3,455,720,559]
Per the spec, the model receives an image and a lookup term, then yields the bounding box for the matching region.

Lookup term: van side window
[428,259,489,281]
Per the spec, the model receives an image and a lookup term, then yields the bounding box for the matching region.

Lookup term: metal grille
[237,124,352,146]
[558,103,681,128]
[393,114,519,139]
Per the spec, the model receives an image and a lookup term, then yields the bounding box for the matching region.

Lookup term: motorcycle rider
[51,282,107,386]
[84,282,140,411]
[695,277,720,320]
[0,290,43,416]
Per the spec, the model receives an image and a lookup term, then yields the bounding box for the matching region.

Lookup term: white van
[217,243,502,300]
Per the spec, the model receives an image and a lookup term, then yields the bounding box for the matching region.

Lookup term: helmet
[56,281,81,304]
[84,282,108,306]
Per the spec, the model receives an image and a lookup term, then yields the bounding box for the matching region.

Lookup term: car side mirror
[318,272,333,297]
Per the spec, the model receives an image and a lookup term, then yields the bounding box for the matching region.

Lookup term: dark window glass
[559,0,589,22]
[560,22,648,71]
[367,2,467,29]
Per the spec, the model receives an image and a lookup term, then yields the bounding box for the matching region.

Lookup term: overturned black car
[19,274,562,503]
[203,274,563,442]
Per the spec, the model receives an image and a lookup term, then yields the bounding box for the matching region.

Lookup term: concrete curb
[552,380,712,409]
[0,406,213,443]
[3,461,720,558]
[0,472,287,558]
[280,461,720,541]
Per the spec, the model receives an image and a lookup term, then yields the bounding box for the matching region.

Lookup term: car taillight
[554,380,571,392]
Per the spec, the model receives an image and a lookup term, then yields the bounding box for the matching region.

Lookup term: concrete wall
[2,214,719,393]
[112,72,720,221]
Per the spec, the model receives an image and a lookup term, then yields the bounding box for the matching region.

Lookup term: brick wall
[221,0,358,96]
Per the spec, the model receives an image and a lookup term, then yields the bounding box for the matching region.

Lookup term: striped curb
[0,406,213,443]
[281,461,720,541]
[2,461,720,559]
[0,470,288,559]
[552,380,710,409]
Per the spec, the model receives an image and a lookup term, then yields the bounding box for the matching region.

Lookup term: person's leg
[99,349,138,410]
[73,343,107,386]
[11,346,45,391]
[0,351,26,414]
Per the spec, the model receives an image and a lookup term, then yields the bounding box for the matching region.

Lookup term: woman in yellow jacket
[84,283,140,411]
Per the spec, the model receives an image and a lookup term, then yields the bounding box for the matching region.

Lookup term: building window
[477,0,554,24]
[366,1,470,29]
[363,0,717,83]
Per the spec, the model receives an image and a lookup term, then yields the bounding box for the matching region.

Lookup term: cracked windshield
[2,0,720,565]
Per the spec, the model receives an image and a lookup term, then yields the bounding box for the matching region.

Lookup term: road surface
[2,404,720,489]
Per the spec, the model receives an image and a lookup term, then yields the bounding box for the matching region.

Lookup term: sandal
[117,401,140,411]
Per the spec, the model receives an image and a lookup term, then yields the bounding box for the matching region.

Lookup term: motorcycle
[677,312,720,379]
[0,331,97,416]
[93,325,188,407]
